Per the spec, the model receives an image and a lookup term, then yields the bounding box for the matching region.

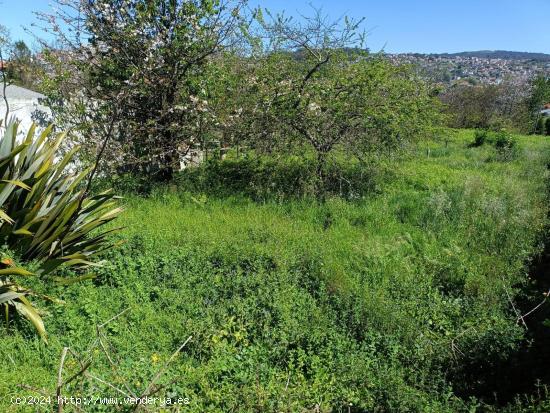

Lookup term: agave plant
[0,121,122,340]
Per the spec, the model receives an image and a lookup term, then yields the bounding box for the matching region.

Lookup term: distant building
[0,84,50,132]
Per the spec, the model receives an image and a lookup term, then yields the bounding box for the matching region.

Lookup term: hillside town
[388,52,550,85]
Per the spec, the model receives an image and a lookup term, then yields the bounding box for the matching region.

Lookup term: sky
[1,0,550,54]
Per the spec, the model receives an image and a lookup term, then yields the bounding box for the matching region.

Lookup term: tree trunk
[315,151,328,202]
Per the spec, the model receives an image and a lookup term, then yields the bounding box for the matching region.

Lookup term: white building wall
[0,85,51,134]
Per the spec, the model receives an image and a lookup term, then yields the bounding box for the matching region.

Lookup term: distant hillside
[434,50,550,61]
[388,51,550,85]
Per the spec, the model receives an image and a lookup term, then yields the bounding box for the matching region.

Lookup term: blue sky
[2,0,550,54]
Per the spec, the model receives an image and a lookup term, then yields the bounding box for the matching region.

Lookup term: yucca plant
[0,121,122,341]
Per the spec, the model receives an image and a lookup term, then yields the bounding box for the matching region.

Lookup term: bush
[470,129,489,147]
[174,155,385,201]
[494,130,516,150]
[536,117,547,135]
[468,129,520,161]
[535,117,550,136]
[0,122,121,340]
[493,131,519,161]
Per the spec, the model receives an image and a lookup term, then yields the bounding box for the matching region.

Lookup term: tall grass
[1,130,549,412]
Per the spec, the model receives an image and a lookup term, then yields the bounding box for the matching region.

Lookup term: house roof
[0,84,44,100]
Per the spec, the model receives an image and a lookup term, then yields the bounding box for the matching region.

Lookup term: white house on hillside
[0,84,50,132]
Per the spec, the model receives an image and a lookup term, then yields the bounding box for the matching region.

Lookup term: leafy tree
[230,8,441,196]
[441,83,502,129]
[6,40,40,89]
[0,35,40,93]
[10,41,31,62]
[526,75,550,133]
[440,80,533,132]
[36,0,247,180]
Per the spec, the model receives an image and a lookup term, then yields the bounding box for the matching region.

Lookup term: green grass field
[1,130,550,412]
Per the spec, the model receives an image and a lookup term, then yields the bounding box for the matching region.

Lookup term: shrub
[494,131,516,150]
[470,129,489,147]
[536,117,547,135]
[493,130,519,161]
[174,155,385,201]
[469,130,520,161]
[0,122,122,340]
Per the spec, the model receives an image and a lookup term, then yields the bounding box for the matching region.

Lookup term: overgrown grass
[1,130,549,412]
[174,154,388,201]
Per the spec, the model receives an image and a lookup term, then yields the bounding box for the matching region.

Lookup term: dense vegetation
[1,130,549,412]
[1,1,550,412]
[440,76,550,133]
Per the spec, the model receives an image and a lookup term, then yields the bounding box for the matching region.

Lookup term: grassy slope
[1,130,549,412]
